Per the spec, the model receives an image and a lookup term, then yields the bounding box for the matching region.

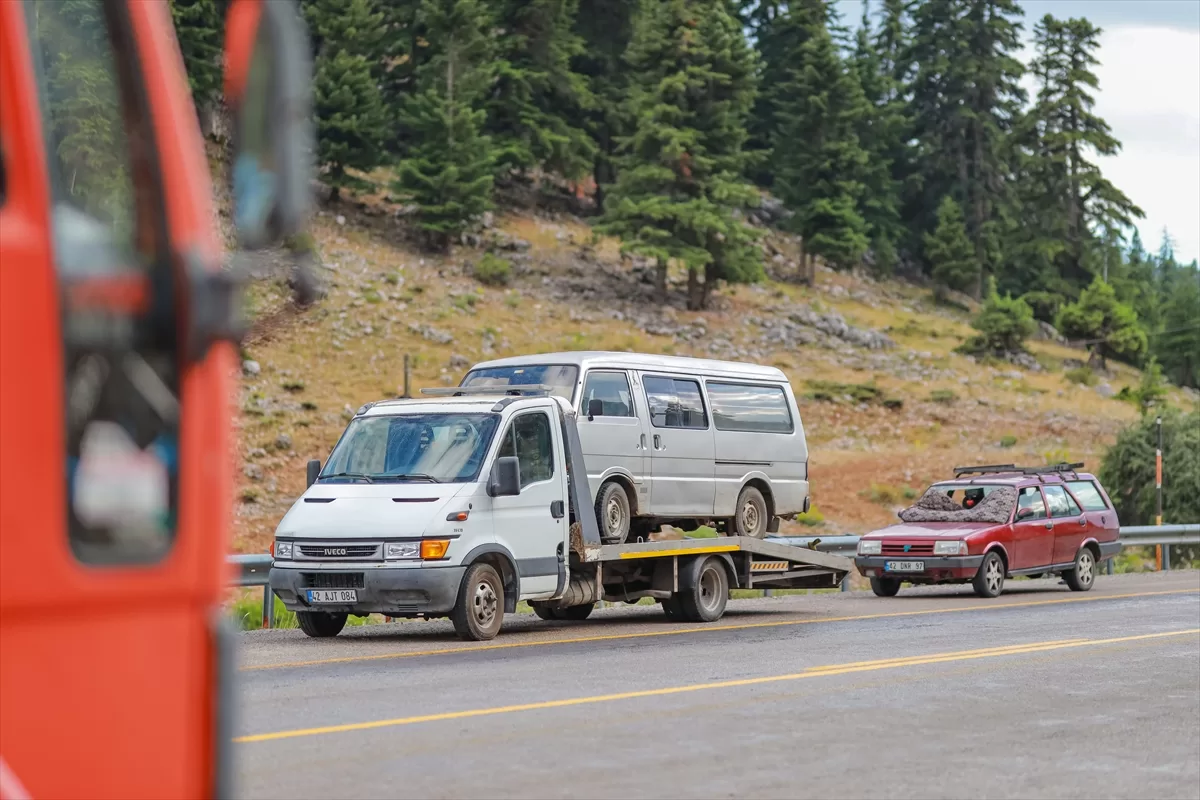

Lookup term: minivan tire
[596,481,631,544]
[452,563,505,641]
[733,486,768,538]
[1063,546,1096,592]
[559,603,594,620]
[297,611,347,638]
[972,551,1006,598]
[870,576,901,597]
[678,557,729,622]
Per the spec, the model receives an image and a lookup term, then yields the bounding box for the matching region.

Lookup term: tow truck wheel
[972,551,1006,598]
[679,557,729,622]
[532,604,558,621]
[596,481,631,544]
[296,611,347,638]
[869,576,901,597]
[452,563,505,640]
[1063,547,1096,592]
[733,486,768,539]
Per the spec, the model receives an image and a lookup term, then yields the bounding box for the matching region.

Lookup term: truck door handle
[638,433,646,450]
[550,500,565,519]
[653,434,663,450]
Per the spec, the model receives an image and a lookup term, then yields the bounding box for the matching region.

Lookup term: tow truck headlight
[934,540,968,556]
[858,540,881,555]
[385,542,420,560]
[274,540,293,560]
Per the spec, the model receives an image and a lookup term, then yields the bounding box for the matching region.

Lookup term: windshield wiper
[377,473,441,483]
[319,472,375,483]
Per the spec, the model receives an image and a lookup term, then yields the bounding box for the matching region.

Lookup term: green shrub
[929,389,958,404]
[1020,290,1065,324]
[1064,366,1097,386]
[794,504,825,527]
[474,252,512,286]
[958,292,1037,356]
[999,434,1018,448]
[805,380,887,405]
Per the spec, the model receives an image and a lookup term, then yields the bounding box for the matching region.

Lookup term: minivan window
[496,411,555,487]
[643,376,708,429]
[460,365,578,400]
[321,413,499,483]
[582,371,635,417]
[707,382,793,433]
[1066,480,1109,512]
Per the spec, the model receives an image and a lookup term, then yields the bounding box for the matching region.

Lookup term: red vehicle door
[1045,484,1087,565]
[1011,486,1054,569]
[0,1,232,797]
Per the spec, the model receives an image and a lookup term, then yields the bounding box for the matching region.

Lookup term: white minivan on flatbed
[268,388,850,641]
[459,352,811,543]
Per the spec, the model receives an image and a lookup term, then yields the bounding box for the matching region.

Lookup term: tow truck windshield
[320,413,500,483]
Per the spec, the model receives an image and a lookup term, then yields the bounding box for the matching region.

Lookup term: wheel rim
[698,567,722,614]
[606,496,625,536]
[473,580,498,628]
[1078,552,1094,585]
[740,499,761,535]
[985,558,1003,593]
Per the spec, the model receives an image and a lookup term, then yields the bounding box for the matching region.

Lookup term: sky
[835,0,1200,264]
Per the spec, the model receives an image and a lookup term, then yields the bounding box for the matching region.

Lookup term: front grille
[301,572,366,589]
[881,542,935,556]
[298,544,380,560]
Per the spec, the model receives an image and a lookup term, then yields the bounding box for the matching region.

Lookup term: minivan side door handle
[653,434,663,450]
[550,500,565,519]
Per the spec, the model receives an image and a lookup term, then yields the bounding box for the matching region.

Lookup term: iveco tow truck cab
[268,387,852,641]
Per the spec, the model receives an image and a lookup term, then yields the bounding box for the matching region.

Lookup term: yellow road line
[618,544,740,559]
[241,587,1199,672]
[235,628,1200,744]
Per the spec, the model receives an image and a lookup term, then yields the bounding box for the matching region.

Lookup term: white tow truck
[268,387,853,640]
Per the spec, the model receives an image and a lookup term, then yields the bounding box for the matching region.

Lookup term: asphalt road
[233,571,1200,800]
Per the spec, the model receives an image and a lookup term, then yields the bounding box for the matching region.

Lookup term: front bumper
[855,555,984,581]
[269,566,465,617]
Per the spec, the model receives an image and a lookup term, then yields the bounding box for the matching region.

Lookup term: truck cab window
[497,412,554,488]
[27,0,177,564]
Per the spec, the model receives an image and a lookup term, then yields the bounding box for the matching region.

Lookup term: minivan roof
[466,351,788,382]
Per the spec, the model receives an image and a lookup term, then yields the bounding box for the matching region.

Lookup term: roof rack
[418,385,554,398]
[954,462,1085,477]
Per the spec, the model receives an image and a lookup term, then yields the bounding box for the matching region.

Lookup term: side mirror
[1016,507,1034,521]
[306,459,321,488]
[223,0,314,251]
[587,398,603,421]
[488,456,521,497]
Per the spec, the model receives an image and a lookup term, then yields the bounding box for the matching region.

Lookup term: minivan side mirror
[306,459,321,488]
[587,398,603,421]
[488,456,521,497]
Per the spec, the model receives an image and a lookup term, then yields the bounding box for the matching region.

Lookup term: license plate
[884,560,924,572]
[307,589,357,604]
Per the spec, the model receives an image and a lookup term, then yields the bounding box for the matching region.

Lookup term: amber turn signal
[421,539,450,559]
[446,510,470,522]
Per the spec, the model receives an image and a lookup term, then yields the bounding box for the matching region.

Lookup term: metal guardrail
[229,524,1198,627]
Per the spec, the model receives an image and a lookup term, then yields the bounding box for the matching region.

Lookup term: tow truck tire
[452,563,505,640]
[560,603,594,620]
[679,557,729,622]
[1063,546,1096,592]
[869,576,901,597]
[532,604,558,621]
[296,611,347,638]
[596,481,631,544]
[733,486,768,539]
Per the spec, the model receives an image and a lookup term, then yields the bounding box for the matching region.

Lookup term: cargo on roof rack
[418,385,554,397]
[953,462,1085,477]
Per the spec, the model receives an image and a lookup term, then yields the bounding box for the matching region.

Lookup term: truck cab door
[490,408,569,598]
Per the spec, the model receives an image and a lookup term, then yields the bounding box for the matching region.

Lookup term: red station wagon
[854,463,1121,598]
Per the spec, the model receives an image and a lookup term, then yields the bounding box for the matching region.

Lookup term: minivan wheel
[1063,547,1096,592]
[559,603,594,620]
[297,611,347,638]
[679,557,730,622]
[972,551,1006,598]
[596,481,631,544]
[870,576,901,597]
[451,563,505,640]
[733,486,768,539]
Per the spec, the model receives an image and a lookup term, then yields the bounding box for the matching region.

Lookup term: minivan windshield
[320,413,500,483]
[460,364,578,401]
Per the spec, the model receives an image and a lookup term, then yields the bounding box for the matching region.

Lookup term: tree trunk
[701,264,718,310]
[686,268,704,311]
[655,258,668,303]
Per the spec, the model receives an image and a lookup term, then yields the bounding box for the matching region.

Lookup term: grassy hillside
[230,200,1193,554]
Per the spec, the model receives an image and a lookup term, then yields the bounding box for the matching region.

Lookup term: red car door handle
[1044,521,1053,529]
[1078,518,1087,526]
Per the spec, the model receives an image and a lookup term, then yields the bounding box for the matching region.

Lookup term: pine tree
[771,0,871,278]
[487,0,596,184]
[598,0,762,309]
[925,196,979,296]
[904,0,1026,298]
[1056,277,1148,369]
[573,0,639,208]
[304,0,389,196]
[169,0,223,109]
[1154,255,1200,389]
[394,0,496,251]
